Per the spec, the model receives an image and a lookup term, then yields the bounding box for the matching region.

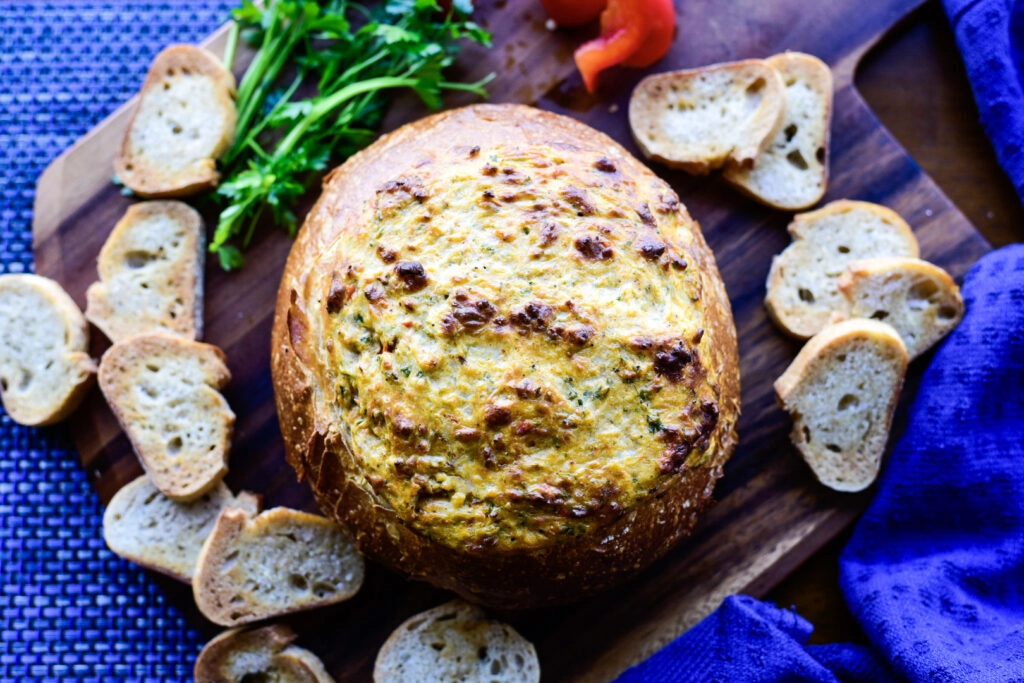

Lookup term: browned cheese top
[294,134,730,553]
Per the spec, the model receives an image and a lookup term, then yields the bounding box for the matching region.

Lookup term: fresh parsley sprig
[213,0,493,270]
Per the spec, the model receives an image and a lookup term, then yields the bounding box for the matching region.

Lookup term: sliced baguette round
[98,334,234,502]
[114,44,237,198]
[86,200,205,342]
[765,200,920,339]
[193,507,365,627]
[629,59,786,174]
[723,52,834,210]
[0,274,96,426]
[774,319,908,492]
[836,257,964,360]
[374,600,540,683]
[103,474,260,582]
[194,624,335,683]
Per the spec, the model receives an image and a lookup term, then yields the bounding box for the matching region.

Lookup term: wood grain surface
[770,0,1024,644]
[31,0,993,680]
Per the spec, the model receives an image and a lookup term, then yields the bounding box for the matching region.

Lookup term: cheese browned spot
[293,140,727,553]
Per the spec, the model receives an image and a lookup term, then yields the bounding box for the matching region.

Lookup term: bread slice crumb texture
[723,52,834,209]
[98,334,234,502]
[0,274,96,426]
[774,319,908,492]
[374,600,540,683]
[102,474,259,582]
[193,507,365,627]
[838,257,964,359]
[115,45,237,198]
[194,624,335,683]
[765,200,920,339]
[86,200,205,342]
[629,59,786,173]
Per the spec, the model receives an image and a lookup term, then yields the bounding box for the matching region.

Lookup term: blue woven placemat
[0,3,232,680]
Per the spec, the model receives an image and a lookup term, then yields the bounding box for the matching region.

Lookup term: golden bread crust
[114,45,237,198]
[271,104,740,608]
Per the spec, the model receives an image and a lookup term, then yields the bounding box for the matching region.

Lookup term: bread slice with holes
[374,600,540,683]
[86,201,204,342]
[629,59,786,174]
[774,319,908,492]
[0,274,96,426]
[193,507,365,627]
[723,52,834,210]
[765,200,920,339]
[103,474,259,582]
[114,44,237,198]
[836,257,964,360]
[194,624,335,683]
[98,334,234,502]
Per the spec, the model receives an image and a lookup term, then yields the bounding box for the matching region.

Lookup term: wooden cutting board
[32,0,990,680]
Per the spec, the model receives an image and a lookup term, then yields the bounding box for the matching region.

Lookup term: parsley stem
[274,76,419,159]
[232,74,303,163]
[222,21,240,73]
[228,10,306,164]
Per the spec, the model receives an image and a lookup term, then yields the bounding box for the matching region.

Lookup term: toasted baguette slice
[774,319,908,492]
[193,507,365,627]
[765,200,920,339]
[629,59,786,174]
[98,334,234,501]
[114,45,237,198]
[103,474,259,582]
[0,274,96,426]
[837,257,964,360]
[374,600,540,683]
[86,201,205,342]
[723,52,834,209]
[194,624,335,683]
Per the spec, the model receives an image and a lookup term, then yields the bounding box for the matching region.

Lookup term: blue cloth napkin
[945,0,1024,204]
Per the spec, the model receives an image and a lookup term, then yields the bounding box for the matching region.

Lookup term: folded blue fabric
[840,244,1024,682]
[943,0,1024,203]
[617,245,1024,682]
[615,595,899,683]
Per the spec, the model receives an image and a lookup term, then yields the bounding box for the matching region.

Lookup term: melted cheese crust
[302,144,725,551]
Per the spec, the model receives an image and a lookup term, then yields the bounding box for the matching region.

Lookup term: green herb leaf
[209,0,494,268]
[217,245,244,271]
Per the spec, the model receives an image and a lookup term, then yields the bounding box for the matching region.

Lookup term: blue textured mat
[0,3,232,680]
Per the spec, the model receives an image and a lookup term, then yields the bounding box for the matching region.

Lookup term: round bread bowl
[271,103,740,609]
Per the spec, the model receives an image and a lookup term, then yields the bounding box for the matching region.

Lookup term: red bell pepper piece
[622,0,676,67]
[573,0,677,92]
[540,0,607,27]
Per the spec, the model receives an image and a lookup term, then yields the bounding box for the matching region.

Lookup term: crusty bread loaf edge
[0,274,97,426]
[774,319,909,492]
[98,333,233,502]
[628,59,787,175]
[722,52,835,210]
[270,103,741,609]
[764,199,921,340]
[113,45,237,199]
[373,600,540,683]
[85,200,206,342]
